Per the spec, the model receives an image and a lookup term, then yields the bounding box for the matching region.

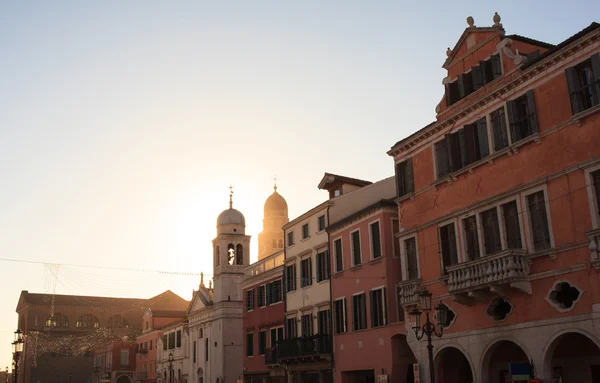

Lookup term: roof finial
[466,16,475,28]
[273,175,278,192]
[493,12,502,27]
[200,272,204,287]
[229,185,234,209]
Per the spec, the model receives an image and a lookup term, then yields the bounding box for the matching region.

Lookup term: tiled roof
[504,34,555,49]
[317,173,372,190]
[150,310,187,318]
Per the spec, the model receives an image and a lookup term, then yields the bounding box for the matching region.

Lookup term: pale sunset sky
[0,0,598,369]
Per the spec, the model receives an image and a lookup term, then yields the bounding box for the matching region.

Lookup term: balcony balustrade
[446,249,531,303]
[587,229,600,271]
[278,334,332,362]
[396,279,421,307]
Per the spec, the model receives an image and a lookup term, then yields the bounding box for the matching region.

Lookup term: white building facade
[157,320,189,383]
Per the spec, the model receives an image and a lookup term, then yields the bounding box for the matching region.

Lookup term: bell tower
[257,178,289,260]
[212,186,250,303]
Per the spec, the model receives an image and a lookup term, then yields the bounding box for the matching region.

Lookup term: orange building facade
[389,16,600,383]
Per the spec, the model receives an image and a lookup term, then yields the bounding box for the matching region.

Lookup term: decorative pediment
[443,14,505,69]
[187,287,212,315]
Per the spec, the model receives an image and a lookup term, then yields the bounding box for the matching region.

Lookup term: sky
[0,0,598,370]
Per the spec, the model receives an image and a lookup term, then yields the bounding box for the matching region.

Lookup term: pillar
[287,372,294,383]
[318,371,325,383]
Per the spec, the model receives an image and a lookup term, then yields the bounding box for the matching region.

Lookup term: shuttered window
[565,53,600,114]
[352,293,367,331]
[258,331,267,355]
[266,280,282,305]
[404,237,419,280]
[507,90,538,143]
[286,318,297,339]
[351,231,362,266]
[168,332,175,349]
[176,330,182,348]
[317,310,331,335]
[300,257,312,287]
[334,238,343,272]
[439,223,458,274]
[245,289,254,311]
[334,299,347,334]
[527,191,551,251]
[370,288,387,328]
[316,251,330,282]
[395,159,414,197]
[463,216,480,261]
[447,54,501,105]
[301,314,313,337]
[246,333,254,357]
[205,338,209,361]
[502,201,522,249]
[481,208,502,255]
[285,264,296,292]
[491,107,509,151]
[370,222,382,259]
[257,285,266,307]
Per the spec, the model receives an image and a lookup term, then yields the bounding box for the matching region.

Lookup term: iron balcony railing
[264,346,278,365]
[277,334,332,361]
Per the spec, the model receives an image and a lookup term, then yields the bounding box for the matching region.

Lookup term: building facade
[389,15,600,383]
[185,192,249,383]
[241,251,285,383]
[92,341,137,383]
[326,176,414,383]
[135,309,187,383]
[157,320,189,383]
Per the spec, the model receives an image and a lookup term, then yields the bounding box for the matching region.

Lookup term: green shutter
[526,90,538,134]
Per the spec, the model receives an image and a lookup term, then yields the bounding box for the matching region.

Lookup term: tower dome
[264,190,288,217]
[216,187,246,235]
[257,180,289,260]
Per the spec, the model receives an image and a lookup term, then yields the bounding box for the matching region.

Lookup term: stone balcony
[586,228,600,271]
[446,249,531,304]
[396,279,421,307]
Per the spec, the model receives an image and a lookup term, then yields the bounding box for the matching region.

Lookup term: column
[318,371,325,383]
[287,371,294,383]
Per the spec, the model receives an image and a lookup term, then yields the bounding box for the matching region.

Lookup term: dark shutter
[382,288,387,325]
[480,60,490,84]
[463,124,477,165]
[477,118,490,158]
[308,257,312,285]
[472,65,483,90]
[492,108,509,151]
[448,223,458,265]
[526,90,538,134]
[507,99,520,143]
[491,54,502,79]
[369,291,375,328]
[458,74,466,99]
[445,83,452,106]
[406,158,414,193]
[316,254,322,282]
[591,53,600,104]
[458,128,469,167]
[565,66,582,115]
[435,140,450,178]
[447,133,461,172]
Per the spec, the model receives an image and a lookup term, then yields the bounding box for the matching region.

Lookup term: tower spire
[229,185,234,209]
[273,175,278,192]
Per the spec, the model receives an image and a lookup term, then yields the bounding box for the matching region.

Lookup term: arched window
[227,244,235,265]
[46,313,68,328]
[76,314,99,328]
[278,239,283,248]
[215,246,220,267]
[108,315,126,328]
[236,244,244,265]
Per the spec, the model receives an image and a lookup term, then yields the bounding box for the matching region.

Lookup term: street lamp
[4,367,8,383]
[11,330,23,383]
[168,352,174,383]
[409,290,448,383]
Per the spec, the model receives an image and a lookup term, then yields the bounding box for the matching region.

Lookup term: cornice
[388,30,600,158]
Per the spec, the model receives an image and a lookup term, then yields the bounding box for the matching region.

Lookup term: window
[445,54,501,106]
[176,330,182,347]
[300,257,312,287]
[145,321,148,330]
[463,216,480,261]
[257,285,266,307]
[481,207,502,255]
[446,80,461,106]
[215,245,220,267]
[270,327,283,347]
[527,191,551,251]
[404,237,419,280]
[434,118,490,179]
[566,54,600,114]
[302,223,310,239]
[199,328,203,338]
[149,340,153,351]
[193,341,197,363]
[301,314,313,337]
[507,90,538,143]
[370,288,387,328]
[162,335,167,351]
[246,333,254,357]
[352,293,367,331]
[120,350,129,366]
[246,289,255,311]
[393,220,401,258]
[168,332,175,349]
[205,338,209,361]
[395,159,414,197]
[351,230,362,266]
[317,310,331,335]
[334,238,343,272]
[266,280,282,305]
[46,313,68,328]
[491,107,509,151]
[287,231,294,246]
[316,251,330,282]
[108,315,125,328]
[285,264,297,292]
[439,223,458,274]
[258,331,267,355]
[76,315,99,329]
[144,341,148,351]
[286,318,297,339]
[502,201,523,249]
[318,215,326,231]
[333,299,347,334]
[370,221,382,259]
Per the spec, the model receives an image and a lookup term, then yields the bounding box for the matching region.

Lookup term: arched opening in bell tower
[227,244,235,265]
[236,244,244,265]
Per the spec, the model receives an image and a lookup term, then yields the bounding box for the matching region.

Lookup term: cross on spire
[229,184,234,209]
[273,175,278,191]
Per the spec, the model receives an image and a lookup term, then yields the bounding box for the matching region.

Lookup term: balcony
[265,347,279,366]
[278,334,332,363]
[587,229,600,270]
[396,279,421,307]
[446,249,531,304]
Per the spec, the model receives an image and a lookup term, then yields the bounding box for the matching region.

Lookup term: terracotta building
[135,309,187,383]
[389,15,600,383]
[92,341,137,383]
[326,176,416,383]
[241,251,285,383]
[14,290,189,383]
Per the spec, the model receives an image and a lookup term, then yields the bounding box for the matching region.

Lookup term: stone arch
[541,328,600,380]
[433,344,475,383]
[480,338,531,383]
[391,334,417,383]
[227,243,235,265]
[215,245,220,267]
[115,375,132,383]
[236,244,244,265]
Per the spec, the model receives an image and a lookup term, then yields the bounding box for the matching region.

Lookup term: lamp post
[168,352,174,383]
[409,290,448,383]
[4,367,8,383]
[11,330,23,383]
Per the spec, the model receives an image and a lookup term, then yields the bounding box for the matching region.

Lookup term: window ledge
[368,257,383,265]
[572,103,600,126]
[332,271,345,278]
[527,247,556,260]
[317,279,330,284]
[348,264,363,272]
[395,193,414,204]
